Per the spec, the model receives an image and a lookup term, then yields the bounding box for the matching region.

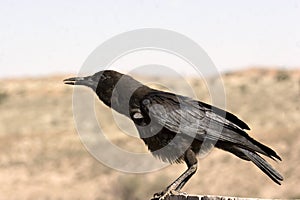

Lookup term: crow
[64,70,283,199]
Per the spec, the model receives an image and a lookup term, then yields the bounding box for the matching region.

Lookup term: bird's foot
[152,189,185,200]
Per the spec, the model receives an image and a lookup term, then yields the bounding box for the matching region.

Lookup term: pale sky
[0,0,300,78]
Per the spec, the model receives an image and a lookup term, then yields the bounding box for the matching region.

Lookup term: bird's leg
[153,149,198,200]
[175,150,198,191]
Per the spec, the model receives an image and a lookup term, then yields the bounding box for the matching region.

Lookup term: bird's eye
[100,74,107,80]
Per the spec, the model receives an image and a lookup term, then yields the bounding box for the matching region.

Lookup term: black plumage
[64,70,283,199]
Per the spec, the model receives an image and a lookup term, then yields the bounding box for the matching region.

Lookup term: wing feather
[140,91,281,160]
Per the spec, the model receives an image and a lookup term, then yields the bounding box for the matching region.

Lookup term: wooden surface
[151,194,262,200]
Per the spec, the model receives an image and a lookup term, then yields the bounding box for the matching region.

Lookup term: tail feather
[246,137,282,161]
[239,148,283,185]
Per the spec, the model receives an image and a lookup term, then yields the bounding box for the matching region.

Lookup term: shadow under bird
[64,70,283,199]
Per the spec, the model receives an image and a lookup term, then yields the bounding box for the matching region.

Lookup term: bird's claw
[151,191,163,200]
[151,190,170,200]
[152,189,184,200]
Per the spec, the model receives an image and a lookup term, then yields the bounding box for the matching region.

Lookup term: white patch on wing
[133,112,144,119]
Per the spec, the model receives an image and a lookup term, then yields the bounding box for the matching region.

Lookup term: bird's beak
[63,76,98,91]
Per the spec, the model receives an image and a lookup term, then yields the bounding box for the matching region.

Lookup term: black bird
[64,70,283,199]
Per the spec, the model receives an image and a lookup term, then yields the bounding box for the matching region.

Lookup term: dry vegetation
[0,68,299,199]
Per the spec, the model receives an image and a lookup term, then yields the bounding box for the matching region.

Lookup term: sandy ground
[0,68,299,199]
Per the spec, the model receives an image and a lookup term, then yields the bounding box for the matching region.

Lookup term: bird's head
[63,70,125,106]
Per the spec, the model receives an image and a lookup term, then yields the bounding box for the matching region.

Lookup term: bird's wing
[140,91,247,136]
[196,100,250,130]
[139,91,281,160]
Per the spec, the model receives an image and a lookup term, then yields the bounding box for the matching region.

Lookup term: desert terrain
[0,68,299,199]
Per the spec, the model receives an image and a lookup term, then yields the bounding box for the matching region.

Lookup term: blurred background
[0,1,299,199]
